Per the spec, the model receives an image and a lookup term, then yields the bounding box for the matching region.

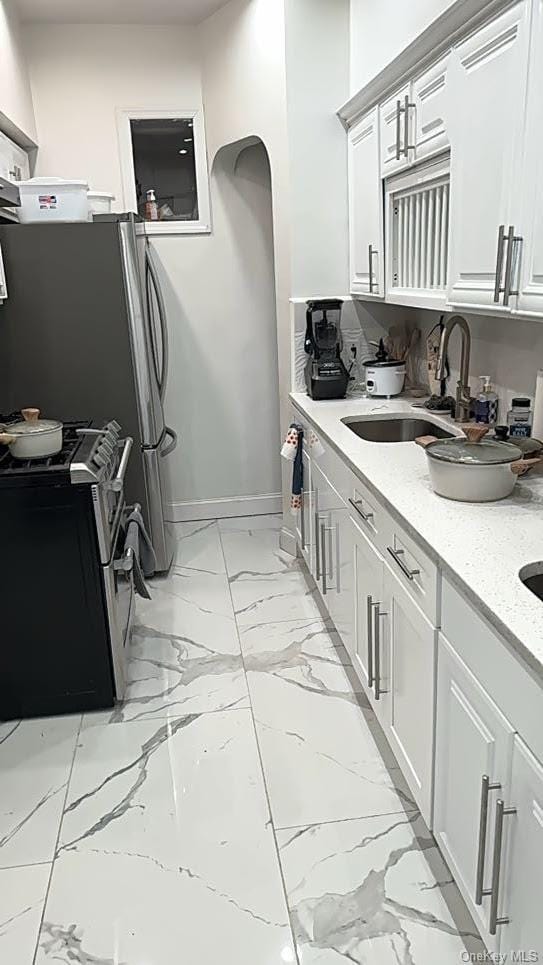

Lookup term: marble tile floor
[0,514,485,965]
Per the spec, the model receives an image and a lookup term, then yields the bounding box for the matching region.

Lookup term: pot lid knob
[461,423,489,443]
[21,408,40,422]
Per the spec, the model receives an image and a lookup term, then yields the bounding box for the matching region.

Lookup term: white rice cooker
[363,359,406,397]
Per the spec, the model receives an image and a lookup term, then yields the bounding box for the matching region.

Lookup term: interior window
[129,117,199,223]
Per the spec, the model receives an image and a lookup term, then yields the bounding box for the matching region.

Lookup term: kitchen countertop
[291,391,543,685]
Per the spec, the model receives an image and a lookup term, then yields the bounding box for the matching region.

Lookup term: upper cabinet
[412,56,450,165]
[516,0,543,316]
[379,84,412,178]
[348,108,383,296]
[0,131,30,185]
[342,0,543,320]
[446,1,531,311]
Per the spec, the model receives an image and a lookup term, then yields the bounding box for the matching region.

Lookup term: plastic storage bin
[88,191,115,217]
[17,178,89,223]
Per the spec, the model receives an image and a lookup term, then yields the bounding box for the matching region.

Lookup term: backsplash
[291,298,409,392]
[413,309,543,425]
[292,297,543,425]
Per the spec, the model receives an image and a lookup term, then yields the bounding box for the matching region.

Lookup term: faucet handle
[462,424,489,443]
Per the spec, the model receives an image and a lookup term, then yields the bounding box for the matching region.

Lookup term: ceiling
[15,0,231,25]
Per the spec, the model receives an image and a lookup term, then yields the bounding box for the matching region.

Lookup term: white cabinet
[447,1,531,311]
[499,737,543,957]
[382,563,437,825]
[0,131,30,184]
[348,108,383,296]
[379,84,412,178]
[516,0,543,316]
[434,634,515,947]
[350,513,384,701]
[411,56,450,164]
[295,446,312,570]
[311,462,354,654]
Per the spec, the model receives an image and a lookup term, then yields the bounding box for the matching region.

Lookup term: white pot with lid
[0,408,63,459]
[363,338,406,397]
[415,424,541,501]
[363,359,406,398]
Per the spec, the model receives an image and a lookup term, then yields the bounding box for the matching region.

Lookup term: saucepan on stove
[0,408,63,459]
[415,424,541,502]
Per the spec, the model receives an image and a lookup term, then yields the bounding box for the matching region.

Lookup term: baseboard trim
[166,492,282,522]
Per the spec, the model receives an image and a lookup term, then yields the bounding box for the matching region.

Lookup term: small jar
[507,397,533,438]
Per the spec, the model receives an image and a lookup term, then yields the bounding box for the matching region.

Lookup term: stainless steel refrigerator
[0,213,176,572]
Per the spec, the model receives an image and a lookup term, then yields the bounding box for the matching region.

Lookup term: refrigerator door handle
[145,244,169,401]
[161,426,178,457]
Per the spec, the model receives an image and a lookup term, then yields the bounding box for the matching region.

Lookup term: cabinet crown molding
[338,0,511,128]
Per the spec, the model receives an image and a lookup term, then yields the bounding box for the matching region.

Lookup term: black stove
[0,417,133,720]
[0,419,91,481]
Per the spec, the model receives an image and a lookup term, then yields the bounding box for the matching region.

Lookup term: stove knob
[100,438,115,457]
[93,449,108,468]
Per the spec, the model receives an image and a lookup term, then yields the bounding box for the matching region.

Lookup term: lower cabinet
[351,514,384,703]
[434,634,515,949]
[382,563,436,826]
[499,736,543,959]
[293,407,543,953]
[296,446,312,570]
[311,463,354,652]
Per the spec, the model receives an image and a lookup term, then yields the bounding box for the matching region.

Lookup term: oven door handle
[108,437,133,493]
[114,546,134,573]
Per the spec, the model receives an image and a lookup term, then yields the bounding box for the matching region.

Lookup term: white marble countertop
[291,390,543,684]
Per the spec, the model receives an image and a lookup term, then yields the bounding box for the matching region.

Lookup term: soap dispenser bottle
[475,376,499,425]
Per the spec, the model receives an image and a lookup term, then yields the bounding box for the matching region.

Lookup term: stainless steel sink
[520,563,543,602]
[342,416,455,443]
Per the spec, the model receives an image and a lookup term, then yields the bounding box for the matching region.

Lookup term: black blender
[304,299,349,400]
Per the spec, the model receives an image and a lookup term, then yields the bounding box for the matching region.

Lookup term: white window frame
[117,107,211,235]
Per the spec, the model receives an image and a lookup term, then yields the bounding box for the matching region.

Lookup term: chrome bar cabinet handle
[300,494,306,550]
[349,497,374,524]
[493,224,507,303]
[387,546,420,581]
[373,603,386,701]
[368,245,378,294]
[475,775,502,905]
[366,595,374,687]
[395,100,402,160]
[403,94,415,157]
[315,511,321,580]
[321,522,327,595]
[488,798,517,935]
[503,225,522,306]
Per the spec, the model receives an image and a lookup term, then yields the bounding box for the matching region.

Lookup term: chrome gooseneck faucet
[436,314,472,422]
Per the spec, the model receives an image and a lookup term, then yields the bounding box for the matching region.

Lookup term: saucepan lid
[3,408,62,436]
[426,436,523,465]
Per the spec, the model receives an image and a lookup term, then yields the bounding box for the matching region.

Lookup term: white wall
[0,0,36,143]
[285,0,350,296]
[155,140,281,518]
[25,24,203,199]
[350,0,455,93]
[24,20,281,516]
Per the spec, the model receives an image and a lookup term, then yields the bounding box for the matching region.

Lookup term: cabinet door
[383,564,437,825]
[348,108,383,296]
[517,0,543,316]
[351,515,384,704]
[434,633,515,947]
[296,447,312,569]
[499,737,543,958]
[412,55,450,164]
[311,462,339,608]
[329,499,355,657]
[380,84,412,177]
[0,131,30,183]
[447,1,530,311]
